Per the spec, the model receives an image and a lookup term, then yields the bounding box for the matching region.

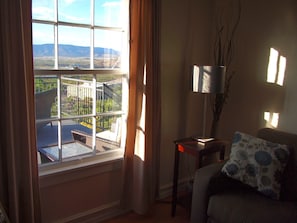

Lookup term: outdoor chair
[35,88,57,129]
[71,118,122,152]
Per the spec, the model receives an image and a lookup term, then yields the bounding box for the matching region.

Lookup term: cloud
[32,6,54,20]
[63,0,76,5]
[59,12,87,23]
[102,1,121,8]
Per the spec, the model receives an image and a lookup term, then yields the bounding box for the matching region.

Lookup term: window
[32,0,129,167]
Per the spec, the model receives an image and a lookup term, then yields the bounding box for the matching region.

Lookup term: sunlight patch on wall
[277,55,286,86]
[267,48,286,86]
[264,111,279,128]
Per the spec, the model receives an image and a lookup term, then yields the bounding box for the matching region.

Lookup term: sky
[32,0,127,50]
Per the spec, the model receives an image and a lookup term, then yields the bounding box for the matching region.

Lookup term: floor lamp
[192,65,226,139]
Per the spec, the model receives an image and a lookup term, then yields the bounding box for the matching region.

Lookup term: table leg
[171,143,180,217]
[219,145,225,161]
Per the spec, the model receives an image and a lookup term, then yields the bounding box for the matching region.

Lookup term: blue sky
[32,0,126,50]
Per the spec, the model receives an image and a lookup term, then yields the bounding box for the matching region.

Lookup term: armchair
[190,128,297,223]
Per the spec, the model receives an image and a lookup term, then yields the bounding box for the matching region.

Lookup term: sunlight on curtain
[134,95,146,161]
[134,70,147,161]
[121,0,160,215]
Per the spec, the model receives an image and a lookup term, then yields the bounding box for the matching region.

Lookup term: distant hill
[33,44,119,57]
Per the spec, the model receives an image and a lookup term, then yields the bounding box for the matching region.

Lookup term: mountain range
[33,44,119,57]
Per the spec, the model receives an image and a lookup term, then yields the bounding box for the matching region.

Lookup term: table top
[39,141,93,161]
[174,137,229,152]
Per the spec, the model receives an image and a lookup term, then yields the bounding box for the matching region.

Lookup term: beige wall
[159,0,297,192]
[39,160,124,222]
[159,0,215,192]
[220,0,297,138]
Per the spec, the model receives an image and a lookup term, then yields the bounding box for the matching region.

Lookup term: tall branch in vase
[210,0,241,137]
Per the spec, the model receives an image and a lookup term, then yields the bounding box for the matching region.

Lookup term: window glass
[32,23,55,69]
[58,26,91,69]
[96,74,122,112]
[61,74,93,117]
[32,0,55,21]
[58,0,90,24]
[94,0,122,28]
[94,29,123,69]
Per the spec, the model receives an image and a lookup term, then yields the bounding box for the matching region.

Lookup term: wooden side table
[171,137,228,217]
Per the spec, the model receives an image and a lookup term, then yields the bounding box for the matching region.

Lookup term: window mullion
[55,0,62,162]
[92,74,97,154]
[91,0,96,154]
[57,75,62,162]
[90,0,94,70]
[54,0,58,69]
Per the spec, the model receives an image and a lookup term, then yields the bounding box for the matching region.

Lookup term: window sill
[39,149,124,188]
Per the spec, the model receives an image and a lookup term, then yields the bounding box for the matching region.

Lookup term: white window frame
[32,0,129,173]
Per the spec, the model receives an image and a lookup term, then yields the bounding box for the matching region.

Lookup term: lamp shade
[192,65,226,93]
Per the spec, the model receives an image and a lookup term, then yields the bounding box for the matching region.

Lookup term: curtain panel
[0,0,41,222]
[122,0,161,214]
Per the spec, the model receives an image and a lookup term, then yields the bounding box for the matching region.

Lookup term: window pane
[58,0,90,24]
[32,0,55,21]
[35,77,58,164]
[94,0,122,28]
[38,123,58,163]
[96,115,122,151]
[61,75,94,117]
[96,74,122,113]
[94,29,122,69]
[34,76,58,124]
[58,26,91,69]
[32,23,55,69]
[61,119,93,161]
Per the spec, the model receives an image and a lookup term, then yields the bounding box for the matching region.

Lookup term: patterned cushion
[221,131,290,200]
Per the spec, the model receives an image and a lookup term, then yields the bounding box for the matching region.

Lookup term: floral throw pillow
[221,131,290,200]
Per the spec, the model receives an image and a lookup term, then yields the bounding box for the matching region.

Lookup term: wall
[219,0,297,140]
[159,0,297,196]
[159,0,215,195]
[39,159,124,223]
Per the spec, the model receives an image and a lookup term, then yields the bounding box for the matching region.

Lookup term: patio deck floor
[36,120,92,149]
[37,120,120,163]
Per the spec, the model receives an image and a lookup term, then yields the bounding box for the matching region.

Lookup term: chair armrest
[190,161,225,223]
[0,201,10,223]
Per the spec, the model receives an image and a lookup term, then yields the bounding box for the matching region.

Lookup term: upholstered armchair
[190,128,297,223]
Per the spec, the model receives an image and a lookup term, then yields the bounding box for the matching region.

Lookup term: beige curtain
[122,0,161,214]
[0,0,41,222]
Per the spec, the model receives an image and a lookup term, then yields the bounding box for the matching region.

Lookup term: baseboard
[54,201,129,223]
[158,177,193,200]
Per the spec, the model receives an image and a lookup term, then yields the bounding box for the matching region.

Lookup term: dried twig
[210,0,241,137]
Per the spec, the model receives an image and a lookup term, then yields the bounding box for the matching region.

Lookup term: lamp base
[191,136,215,143]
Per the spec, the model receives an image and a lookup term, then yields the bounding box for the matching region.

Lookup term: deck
[37,120,120,163]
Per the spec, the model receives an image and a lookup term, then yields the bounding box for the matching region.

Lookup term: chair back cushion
[257,128,297,201]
